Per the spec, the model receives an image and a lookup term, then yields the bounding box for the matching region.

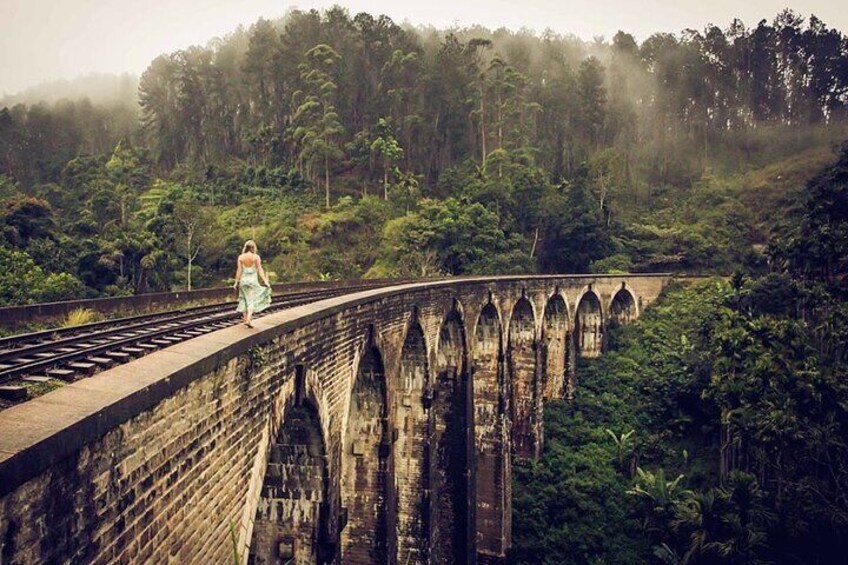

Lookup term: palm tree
[628,467,691,537]
[672,472,773,564]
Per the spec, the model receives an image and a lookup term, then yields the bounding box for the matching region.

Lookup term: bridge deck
[0,273,672,564]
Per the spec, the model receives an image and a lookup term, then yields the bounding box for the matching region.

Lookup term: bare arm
[257,256,270,286]
[232,259,243,288]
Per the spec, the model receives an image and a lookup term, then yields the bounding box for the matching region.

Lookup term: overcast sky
[1,0,846,95]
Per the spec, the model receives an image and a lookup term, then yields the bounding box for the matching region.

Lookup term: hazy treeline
[0,73,139,187]
[1,7,847,305]
[134,8,848,186]
[1,73,139,108]
[4,8,847,192]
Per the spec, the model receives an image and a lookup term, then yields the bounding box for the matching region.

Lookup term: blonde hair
[242,240,257,254]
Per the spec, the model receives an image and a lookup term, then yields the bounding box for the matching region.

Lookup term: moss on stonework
[245,346,268,372]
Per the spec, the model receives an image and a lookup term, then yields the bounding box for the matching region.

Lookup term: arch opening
[610,287,637,327]
[249,392,329,565]
[542,294,569,400]
[394,321,430,564]
[342,345,391,564]
[472,303,510,559]
[431,311,472,564]
[576,291,603,358]
[508,297,539,460]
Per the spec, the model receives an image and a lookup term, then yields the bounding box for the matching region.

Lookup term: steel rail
[0,281,397,392]
[0,281,391,352]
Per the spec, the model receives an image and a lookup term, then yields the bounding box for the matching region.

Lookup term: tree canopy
[0,8,846,305]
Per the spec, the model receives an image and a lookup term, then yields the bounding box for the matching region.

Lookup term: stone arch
[609,284,638,327]
[249,367,330,564]
[472,301,510,560]
[431,308,472,564]
[576,289,604,358]
[508,297,539,459]
[542,293,570,400]
[394,319,430,564]
[342,341,391,564]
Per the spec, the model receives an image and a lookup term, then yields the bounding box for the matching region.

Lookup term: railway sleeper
[68,362,97,375]
[22,376,51,383]
[9,358,36,365]
[106,351,131,362]
[88,357,116,368]
[45,368,76,382]
[0,386,27,401]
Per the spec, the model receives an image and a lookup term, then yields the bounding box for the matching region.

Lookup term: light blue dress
[237,261,271,314]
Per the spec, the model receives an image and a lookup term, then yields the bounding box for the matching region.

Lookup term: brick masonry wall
[508,298,539,460]
[0,275,671,565]
[394,322,429,564]
[542,295,569,400]
[430,313,470,564]
[248,379,328,565]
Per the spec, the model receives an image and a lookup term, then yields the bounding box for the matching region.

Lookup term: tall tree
[370,118,404,200]
[290,44,346,208]
[576,57,608,155]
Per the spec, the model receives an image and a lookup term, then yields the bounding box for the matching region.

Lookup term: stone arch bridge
[0,274,670,564]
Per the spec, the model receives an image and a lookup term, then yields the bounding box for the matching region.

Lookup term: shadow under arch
[575,289,604,358]
[472,301,510,560]
[609,284,638,327]
[542,292,571,400]
[431,307,473,564]
[508,296,539,460]
[394,318,430,564]
[248,370,330,564]
[342,340,392,564]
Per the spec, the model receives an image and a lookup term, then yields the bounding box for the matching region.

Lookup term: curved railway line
[0,280,401,406]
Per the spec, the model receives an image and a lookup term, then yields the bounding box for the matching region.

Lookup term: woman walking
[233,240,271,327]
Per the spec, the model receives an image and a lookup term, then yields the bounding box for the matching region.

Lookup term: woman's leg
[246,308,254,327]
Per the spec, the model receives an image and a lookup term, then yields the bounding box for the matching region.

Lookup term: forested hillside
[512,147,848,563]
[2,7,848,303]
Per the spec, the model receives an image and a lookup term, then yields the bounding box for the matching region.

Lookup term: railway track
[0,281,396,406]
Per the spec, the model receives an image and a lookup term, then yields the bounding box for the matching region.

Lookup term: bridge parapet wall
[0,278,411,332]
[0,274,670,564]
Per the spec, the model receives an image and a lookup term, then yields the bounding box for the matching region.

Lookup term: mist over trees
[0,73,140,188]
[1,73,139,108]
[132,8,848,183]
[0,6,847,303]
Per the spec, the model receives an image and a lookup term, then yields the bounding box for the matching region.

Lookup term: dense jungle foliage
[511,148,848,563]
[2,6,848,563]
[1,7,848,303]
